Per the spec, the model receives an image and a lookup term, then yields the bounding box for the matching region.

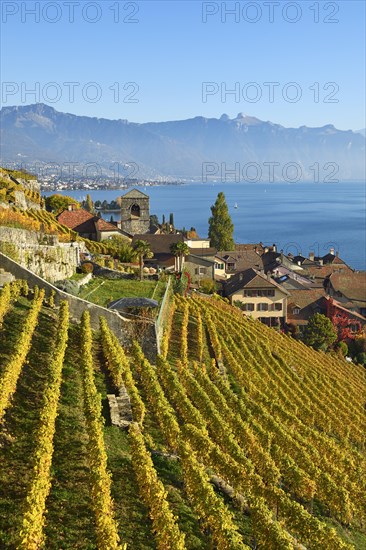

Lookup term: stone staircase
[107,384,133,429]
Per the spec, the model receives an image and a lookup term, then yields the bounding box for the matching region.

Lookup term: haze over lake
[46,182,366,271]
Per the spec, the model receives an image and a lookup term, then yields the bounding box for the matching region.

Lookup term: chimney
[330,247,335,255]
[309,251,315,261]
[336,250,339,257]
[267,272,271,281]
[319,259,323,266]
[68,204,73,211]
[264,247,269,253]
[272,243,277,252]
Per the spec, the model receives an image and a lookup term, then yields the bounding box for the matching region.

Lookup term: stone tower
[120,189,150,235]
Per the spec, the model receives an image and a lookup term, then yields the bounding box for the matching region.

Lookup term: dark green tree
[150,214,159,227]
[169,213,174,227]
[208,192,234,251]
[303,314,337,351]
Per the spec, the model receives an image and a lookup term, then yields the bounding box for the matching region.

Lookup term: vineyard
[0,282,365,549]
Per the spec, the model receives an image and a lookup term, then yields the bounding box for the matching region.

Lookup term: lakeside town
[1,167,365,362]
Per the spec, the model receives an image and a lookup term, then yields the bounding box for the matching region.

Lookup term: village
[1,167,365,363]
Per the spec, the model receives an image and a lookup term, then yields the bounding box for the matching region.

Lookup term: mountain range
[0,103,365,181]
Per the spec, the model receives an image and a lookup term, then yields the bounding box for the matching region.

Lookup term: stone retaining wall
[0,227,80,282]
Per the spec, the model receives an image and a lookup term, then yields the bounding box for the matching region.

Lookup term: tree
[170,241,190,272]
[107,235,135,262]
[169,213,174,227]
[133,240,153,281]
[84,194,94,213]
[45,194,80,214]
[303,313,337,351]
[150,214,159,228]
[208,192,234,251]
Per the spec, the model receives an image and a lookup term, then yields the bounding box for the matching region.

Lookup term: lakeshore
[44,181,366,271]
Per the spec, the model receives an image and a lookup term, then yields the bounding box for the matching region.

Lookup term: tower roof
[121,188,149,199]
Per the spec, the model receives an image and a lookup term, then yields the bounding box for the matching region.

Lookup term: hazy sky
[1,1,365,130]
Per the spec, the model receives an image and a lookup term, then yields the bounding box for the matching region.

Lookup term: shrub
[303,313,337,351]
[286,322,300,339]
[355,352,366,366]
[81,262,94,274]
[0,242,20,262]
[335,341,348,357]
[199,278,217,294]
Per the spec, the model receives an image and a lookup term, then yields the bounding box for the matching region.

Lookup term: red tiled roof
[329,271,366,304]
[57,209,119,235]
[95,218,119,232]
[57,209,94,230]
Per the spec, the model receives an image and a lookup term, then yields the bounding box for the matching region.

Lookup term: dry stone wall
[0,227,81,282]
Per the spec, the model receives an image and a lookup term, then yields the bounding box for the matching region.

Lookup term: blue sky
[1,1,365,130]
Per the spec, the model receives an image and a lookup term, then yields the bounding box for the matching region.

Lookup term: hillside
[0,167,42,210]
[0,283,365,549]
[1,104,365,180]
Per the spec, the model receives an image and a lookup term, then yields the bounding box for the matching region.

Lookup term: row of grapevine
[128,423,186,550]
[160,298,176,359]
[79,312,123,550]
[131,342,180,450]
[0,289,45,421]
[0,279,28,328]
[99,317,145,424]
[19,302,69,549]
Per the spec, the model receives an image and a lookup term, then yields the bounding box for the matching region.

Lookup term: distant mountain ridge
[0,104,365,181]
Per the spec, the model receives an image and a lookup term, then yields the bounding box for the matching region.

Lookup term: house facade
[184,254,215,284]
[223,268,289,327]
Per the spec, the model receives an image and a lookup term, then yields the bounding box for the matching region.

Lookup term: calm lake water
[45,182,366,271]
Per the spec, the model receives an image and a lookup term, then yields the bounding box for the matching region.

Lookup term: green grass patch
[78,277,166,310]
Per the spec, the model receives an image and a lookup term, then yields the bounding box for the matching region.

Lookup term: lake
[45,182,366,270]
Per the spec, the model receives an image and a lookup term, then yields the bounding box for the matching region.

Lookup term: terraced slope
[0,284,365,549]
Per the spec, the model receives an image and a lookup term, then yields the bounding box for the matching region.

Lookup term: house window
[199,267,206,275]
[245,289,275,297]
[227,262,236,271]
[215,262,224,270]
[274,303,283,311]
[293,308,300,315]
[257,303,268,311]
[243,303,255,311]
